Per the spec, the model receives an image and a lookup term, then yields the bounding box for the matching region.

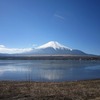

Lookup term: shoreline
[0,79,100,100]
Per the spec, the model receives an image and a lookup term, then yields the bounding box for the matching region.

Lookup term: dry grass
[0,80,100,100]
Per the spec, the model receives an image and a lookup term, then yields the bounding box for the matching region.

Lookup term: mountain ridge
[25,41,87,55]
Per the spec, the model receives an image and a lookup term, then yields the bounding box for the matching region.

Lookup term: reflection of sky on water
[0,60,100,81]
[0,65,31,76]
[39,70,64,80]
[85,65,100,70]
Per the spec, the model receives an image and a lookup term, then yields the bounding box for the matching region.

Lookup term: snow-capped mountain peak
[36,41,72,50]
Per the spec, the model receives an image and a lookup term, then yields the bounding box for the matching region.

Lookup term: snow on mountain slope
[36,41,72,50]
[21,41,86,55]
[1,41,85,55]
[26,41,86,55]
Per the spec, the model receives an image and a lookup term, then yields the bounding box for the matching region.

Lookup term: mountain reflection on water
[0,60,100,82]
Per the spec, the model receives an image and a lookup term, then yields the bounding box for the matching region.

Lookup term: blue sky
[0,0,100,55]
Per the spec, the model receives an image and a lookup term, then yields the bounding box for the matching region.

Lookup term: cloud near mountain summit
[0,45,32,54]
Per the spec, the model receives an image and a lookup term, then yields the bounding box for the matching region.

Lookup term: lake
[0,60,100,82]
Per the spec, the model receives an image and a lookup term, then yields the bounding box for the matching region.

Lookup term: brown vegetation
[0,80,100,100]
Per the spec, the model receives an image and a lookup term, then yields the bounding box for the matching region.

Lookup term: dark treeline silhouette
[0,55,100,60]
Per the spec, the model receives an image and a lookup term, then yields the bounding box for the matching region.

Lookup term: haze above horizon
[0,0,100,55]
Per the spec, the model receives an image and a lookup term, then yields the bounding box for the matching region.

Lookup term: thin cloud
[0,45,5,48]
[0,44,32,54]
[32,44,37,47]
[54,14,65,20]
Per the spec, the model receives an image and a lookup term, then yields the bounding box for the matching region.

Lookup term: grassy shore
[0,80,100,100]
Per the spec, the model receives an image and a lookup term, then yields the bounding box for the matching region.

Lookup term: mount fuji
[25,41,87,55]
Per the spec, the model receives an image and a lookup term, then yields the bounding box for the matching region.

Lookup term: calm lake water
[0,60,100,82]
